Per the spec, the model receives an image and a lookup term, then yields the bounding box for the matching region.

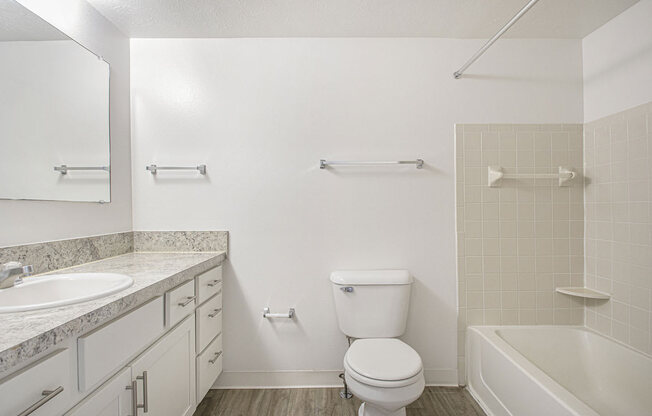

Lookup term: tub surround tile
[584,102,652,356]
[133,231,228,252]
[0,232,133,275]
[456,123,584,383]
[0,251,226,375]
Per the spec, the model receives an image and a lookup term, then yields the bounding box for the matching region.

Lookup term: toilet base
[358,402,406,416]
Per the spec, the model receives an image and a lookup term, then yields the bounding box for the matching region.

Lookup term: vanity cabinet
[66,316,195,416]
[129,315,196,416]
[0,264,223,416]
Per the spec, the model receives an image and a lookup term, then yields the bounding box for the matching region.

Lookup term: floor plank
[266,389,291,416]
[194,387,485,416]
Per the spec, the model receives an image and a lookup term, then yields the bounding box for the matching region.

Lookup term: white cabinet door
[130,316,196,416]
[65,368,132,416]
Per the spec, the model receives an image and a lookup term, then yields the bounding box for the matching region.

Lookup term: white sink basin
[0,273,134,313]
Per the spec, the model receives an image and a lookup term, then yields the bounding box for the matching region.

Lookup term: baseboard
[213,368,459,389]
[213,371,343,389]
[424,369,459,386]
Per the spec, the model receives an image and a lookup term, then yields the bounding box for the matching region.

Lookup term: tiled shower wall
[455,124,584,382]
[584,102,652,355]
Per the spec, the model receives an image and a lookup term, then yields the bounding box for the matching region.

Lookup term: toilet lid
[345,338,422,382]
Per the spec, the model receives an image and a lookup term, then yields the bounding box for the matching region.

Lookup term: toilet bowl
[343,338,425,416]
[330,270,424,415]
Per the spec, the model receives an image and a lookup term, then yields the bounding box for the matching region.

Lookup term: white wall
[0,40,110,202]
[0,0,131,246]
[131,38,583,386]
[583,0,652,122]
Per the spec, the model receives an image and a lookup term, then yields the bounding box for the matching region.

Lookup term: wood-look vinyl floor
[193,387,486,416]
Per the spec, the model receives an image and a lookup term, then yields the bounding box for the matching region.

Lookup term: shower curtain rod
[453,0,541,79]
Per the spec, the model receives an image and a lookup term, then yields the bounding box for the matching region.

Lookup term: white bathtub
[466,326,652,416]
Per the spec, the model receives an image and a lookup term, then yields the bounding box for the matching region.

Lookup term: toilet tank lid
[330,270,413,285]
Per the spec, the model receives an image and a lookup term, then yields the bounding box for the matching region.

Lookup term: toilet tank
[330,270,413,338]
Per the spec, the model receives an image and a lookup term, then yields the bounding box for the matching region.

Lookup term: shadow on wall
[459,73,580,86]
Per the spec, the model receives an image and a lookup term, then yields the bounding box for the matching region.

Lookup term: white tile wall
[584,102,652,356]
[456,123,584,383]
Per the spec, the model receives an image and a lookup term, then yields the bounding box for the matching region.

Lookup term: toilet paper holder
[263,307,295,319]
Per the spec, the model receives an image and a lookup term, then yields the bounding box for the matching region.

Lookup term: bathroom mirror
[0,0,110,203]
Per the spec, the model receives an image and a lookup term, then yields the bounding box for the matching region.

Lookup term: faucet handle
[1,261,22,271]
[22,265,34,276]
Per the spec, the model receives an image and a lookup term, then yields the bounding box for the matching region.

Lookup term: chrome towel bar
[54,165,109,174]
[146,164,206,174]
[263,307,295,319]
[320,159,424,169]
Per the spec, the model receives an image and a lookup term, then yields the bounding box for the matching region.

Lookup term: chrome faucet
[0,262,34,289]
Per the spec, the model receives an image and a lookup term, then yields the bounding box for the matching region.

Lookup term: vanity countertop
[0,251,226,374]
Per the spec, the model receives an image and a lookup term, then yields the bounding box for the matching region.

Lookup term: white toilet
[330,270,425,416]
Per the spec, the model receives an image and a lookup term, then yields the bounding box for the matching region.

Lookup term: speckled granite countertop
[0,251,225,374]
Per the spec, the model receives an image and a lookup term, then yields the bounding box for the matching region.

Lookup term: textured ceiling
[86,0,639,39]
[0,0,68,41]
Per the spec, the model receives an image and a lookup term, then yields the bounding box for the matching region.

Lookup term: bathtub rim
[466,325,605,416]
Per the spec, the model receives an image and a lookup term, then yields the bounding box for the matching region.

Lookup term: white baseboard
[213,368,458,389]
[213,370,343,389]
[424,369,459,386]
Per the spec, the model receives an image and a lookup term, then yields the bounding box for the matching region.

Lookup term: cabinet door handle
[17,386,64,416]
[126,380,139,416]
[137,371,149,413]
[207,279,222,287]
[178,296,196,307]
[209,351,222,364]
[208,308,222,318]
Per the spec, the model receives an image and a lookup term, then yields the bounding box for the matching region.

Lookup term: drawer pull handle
[18,386,64,416]
[178,296,196,307]
[208,351,222,364]
[207,279,222,287]
[137,371,149,413]
[208,308,222,318]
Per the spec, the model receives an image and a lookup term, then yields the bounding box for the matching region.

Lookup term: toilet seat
[344,338,423,388]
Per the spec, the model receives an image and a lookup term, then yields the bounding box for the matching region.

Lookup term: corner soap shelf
[555,287,610,300]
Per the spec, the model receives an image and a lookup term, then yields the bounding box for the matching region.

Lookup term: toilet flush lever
[340,287,354,293]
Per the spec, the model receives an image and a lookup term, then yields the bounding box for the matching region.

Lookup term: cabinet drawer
[0,349,73,416]
[78,297,164,392]
[195,291,222,353]
[165,279,196,328]
[196,266,222,305]
[196,333,222,403]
